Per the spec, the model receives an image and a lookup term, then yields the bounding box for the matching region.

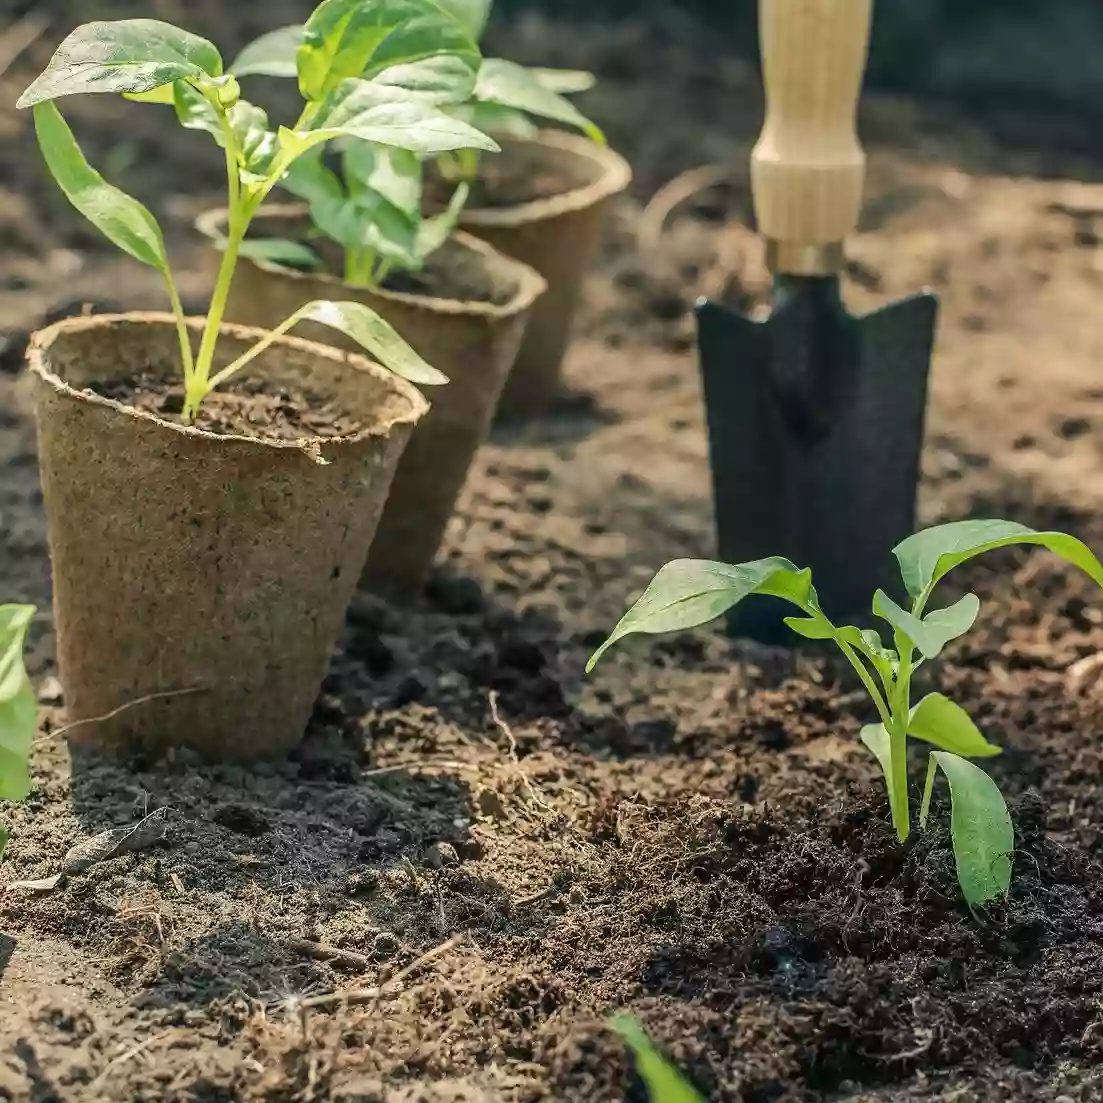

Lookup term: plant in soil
[0,605,36,861]
[611,1017,704,1103]
[231,0,504,289]
[588,520,1103,909]
[232,0,603,218]
[18,5,504,419]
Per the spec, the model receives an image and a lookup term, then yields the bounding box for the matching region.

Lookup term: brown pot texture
[196,208,546,600]
[30,313,427,761]
[457,130,632,419]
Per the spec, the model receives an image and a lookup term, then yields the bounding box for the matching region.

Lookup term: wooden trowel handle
[751,0,872,276]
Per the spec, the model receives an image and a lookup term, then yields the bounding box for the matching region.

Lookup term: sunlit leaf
[436,0,492,39]
[237,238,324,270]
[287,79,499,158]
[416,181,468,259]
[231,25,304,78]
[33,102,170,273]
[297,0,481,103]
[587,557,814,671]
[873,589,980,660]
[908,693,1001,758]
[292,300,447,384]
[475,57,604,142]
[894,520,1103,600]
[532,67,597,94]
[343,142,421,218]
[0,605,36,805]
[371,54,477,104]
[930,752,1013,909]
[19,19,222,107]
[609,1016,705,1103]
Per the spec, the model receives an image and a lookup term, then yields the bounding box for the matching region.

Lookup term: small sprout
[588,520,1103,909]
[19,7,486,419]
[610,1016,705,1103]
[0,604,37,861]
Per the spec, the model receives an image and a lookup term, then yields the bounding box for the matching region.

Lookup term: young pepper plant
[588,520,1103,910]
[18,11,501,420]
[0,605,36,862]
[232,0,603,192]
[231,0,489,289]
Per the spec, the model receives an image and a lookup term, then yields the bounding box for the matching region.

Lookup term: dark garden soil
[90,374,365,441]
[4,7,1103,1103]
[427,154,573,211]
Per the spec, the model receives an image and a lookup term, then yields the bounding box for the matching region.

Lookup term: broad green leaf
[291,301,447,385]
[417,181,468,260]
[475,58,604,143]
[436,0,492,39]
[609,1017,704,1103]
[290,79,499,157]
[316,191,419,261]
[587,557,813,671]
[371,54,478,104]
[532,67,597,94]
[297,0,482,103]
[124,84,177,104]
[894,520,1103,600]
[238,238,324,270]
[859,722,892,781]
[0,605,36,805]
[19,20,222,107]
[908,693,1001,758]
[455,100,537,140]
[281,145,345,205]
[783,614,834,641]
[344,143,421,218]
[231,25,304,78]
[873,589,980,660]
[931,751,1013,909]
[33,102,170,274]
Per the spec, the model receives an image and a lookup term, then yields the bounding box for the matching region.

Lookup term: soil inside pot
[90,372,362,441]
[426,148,579,210]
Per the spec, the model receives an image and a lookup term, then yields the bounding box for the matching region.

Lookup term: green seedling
[588,520,1103,910]
[0,605,36,861]
[231,0,498,289]
[19,6,505,419]
[610,1016,705,1103]
[232,0,602,247]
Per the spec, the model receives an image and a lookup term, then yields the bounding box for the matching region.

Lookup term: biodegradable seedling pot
[30,313,428,761]
[455,130,632,419]
[197,206,546,600]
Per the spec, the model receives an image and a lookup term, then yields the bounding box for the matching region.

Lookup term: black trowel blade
[696,289,938,642]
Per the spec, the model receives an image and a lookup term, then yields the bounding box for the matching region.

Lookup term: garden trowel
[696,0,938,642]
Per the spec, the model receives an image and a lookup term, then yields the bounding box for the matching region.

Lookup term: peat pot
[197,207,546,600]
[30,313,428,761]
[456,130,632,419]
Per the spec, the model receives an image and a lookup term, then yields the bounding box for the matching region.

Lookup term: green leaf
[475,58,604,143]
[238,238,324,270]
[297,0,482,103]
[292,78,499,156]
[436,0,492,39]
[33,102,171,274]
[417,181,468,260]
[873,589,980,660]
[281,145,345,205]
[290,301,447,385]
[454,100,538,140]
[124,84,177,105]
[371,54,478,104]
[0,605,36,805]
[532,67,597,94]
[894,520,1103,600]
[19,20,222,107]
[231,25,304,78]
[172,85,278,178]
[587,557,813,671]
[908,693,1001,758]
[343,142,421,218]
[930,751,1013,909]
[609,1017,705,1103]
[859,722,892,781]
